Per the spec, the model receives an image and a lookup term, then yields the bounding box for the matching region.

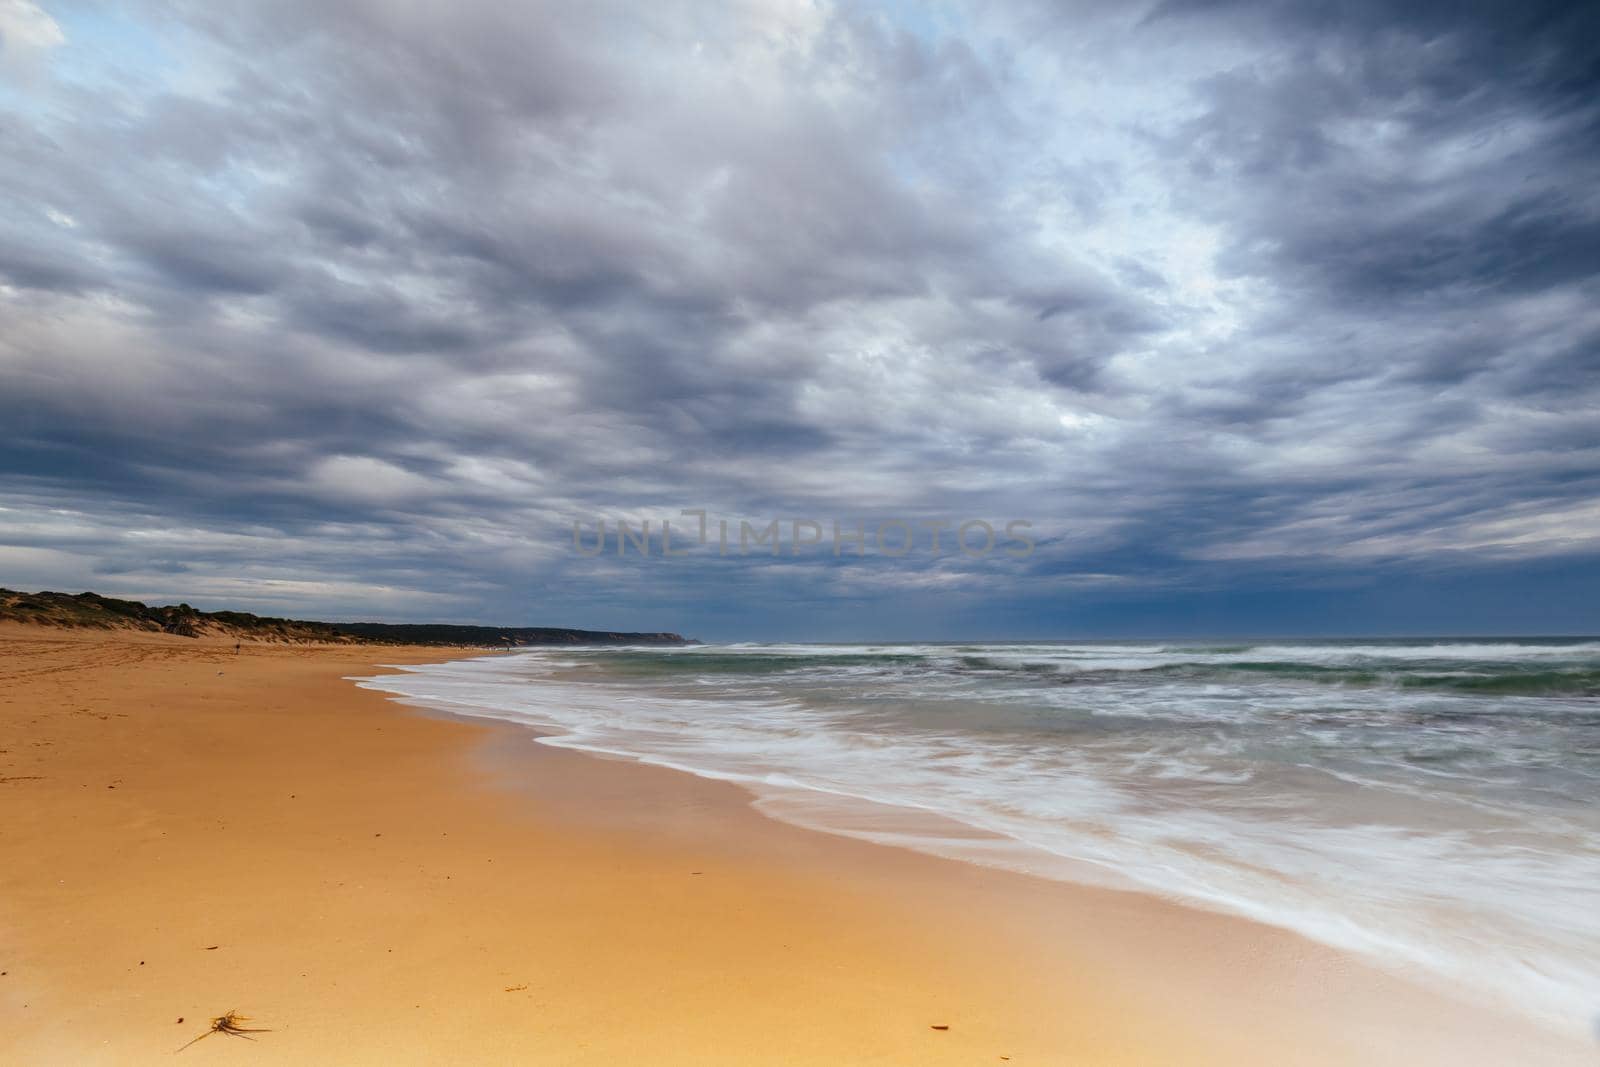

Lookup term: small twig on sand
[175,1010,270,1052]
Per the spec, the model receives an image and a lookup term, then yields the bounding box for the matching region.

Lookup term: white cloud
[306,456,438,505]
[0,0,63,81]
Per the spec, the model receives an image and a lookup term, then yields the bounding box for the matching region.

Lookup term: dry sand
[1,626,1589,1065]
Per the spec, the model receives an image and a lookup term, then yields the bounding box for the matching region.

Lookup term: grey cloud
[0,0,1595,631]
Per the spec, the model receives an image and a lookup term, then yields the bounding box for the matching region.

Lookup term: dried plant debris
[176,1010,270,1052]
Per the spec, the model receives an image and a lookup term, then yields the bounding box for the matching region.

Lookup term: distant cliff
[0,588,694,647]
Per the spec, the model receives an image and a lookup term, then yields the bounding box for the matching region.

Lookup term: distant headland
[0,588,695,647]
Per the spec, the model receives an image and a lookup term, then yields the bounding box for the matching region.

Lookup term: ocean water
[354,639,1600,1033]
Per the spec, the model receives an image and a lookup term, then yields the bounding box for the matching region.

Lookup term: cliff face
[0,589,694,647]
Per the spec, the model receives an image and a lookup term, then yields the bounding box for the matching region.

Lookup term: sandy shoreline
[1,627,1589,1064]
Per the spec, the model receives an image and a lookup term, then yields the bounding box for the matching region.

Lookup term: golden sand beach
[0,626,1588,1065]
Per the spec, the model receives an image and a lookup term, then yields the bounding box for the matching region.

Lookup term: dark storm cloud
[1153,0,1600,104]
[1158,0,1600,305]
[0,0,1596,633]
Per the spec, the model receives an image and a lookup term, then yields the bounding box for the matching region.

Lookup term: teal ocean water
[356,638,1600,1034]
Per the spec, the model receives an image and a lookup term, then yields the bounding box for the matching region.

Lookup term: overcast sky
[2,0,1597,639]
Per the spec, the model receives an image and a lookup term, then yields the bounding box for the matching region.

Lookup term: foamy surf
[354,638,1600,1038]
